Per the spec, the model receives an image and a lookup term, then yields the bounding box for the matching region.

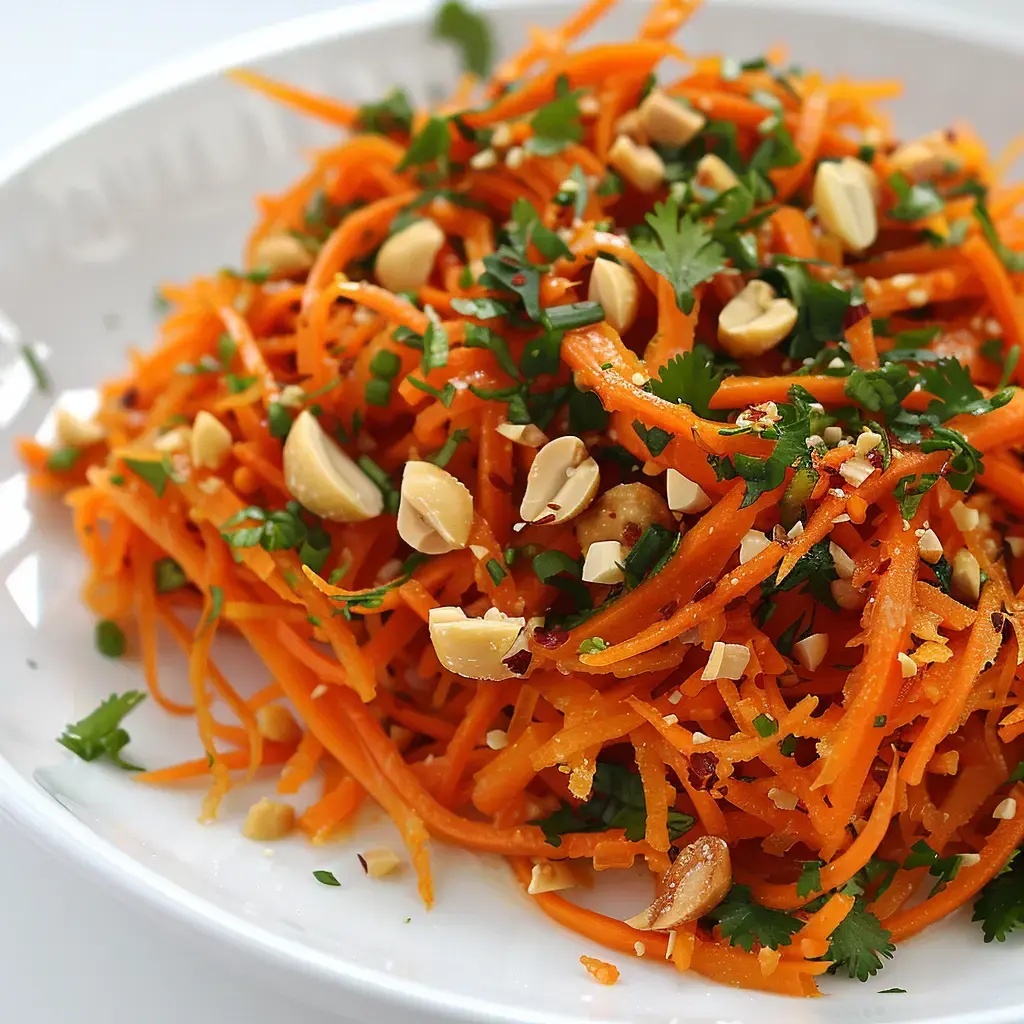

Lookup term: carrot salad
[25,0,1024,997]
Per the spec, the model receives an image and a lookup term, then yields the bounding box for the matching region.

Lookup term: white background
[0,1,1019,1021]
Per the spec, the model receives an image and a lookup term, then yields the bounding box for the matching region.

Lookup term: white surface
[0,3,1022,1024]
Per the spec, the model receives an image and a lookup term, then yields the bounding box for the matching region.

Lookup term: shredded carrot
[27,0,1024,999]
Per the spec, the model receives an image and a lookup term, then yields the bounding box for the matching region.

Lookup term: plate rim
[3,1,1024,1022]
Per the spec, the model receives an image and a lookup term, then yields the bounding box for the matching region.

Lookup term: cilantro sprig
[58,691,146,771]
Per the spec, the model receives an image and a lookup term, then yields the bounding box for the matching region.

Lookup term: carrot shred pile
[24,0,1024,997]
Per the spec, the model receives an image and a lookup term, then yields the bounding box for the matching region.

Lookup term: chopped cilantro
[973,850,1024,942]
[796,860,823,898]
[398,116,451,173]
[621,524,678,588]
[632,420,674,457]
[826,898,894,981]
[509,198,572,262]
[432,1,493,77]
[267,401,293,439]
[974,201,1024,272]
[705,884,801,952]
[648,347,725,419]
[450,296,512,320]
[531,760,695,846]
[225,373,257,394]
[421,305,449,373]
[578,637,609,655]
[763,259,851,360]
[57,690,146,771]
[527,77,584,155]
[355,88,415,135]
[893,472,940,520]
[633,196,725,314]
[122,456,172,498]
[888,172,944,222]
[464,323,521,380]
[904,839,962,895]
[313,870,341,887]
[407,376,456,407]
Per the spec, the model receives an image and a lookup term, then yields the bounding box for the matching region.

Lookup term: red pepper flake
[531,513,557,526]
[502,649,532,675]
[687,750,719,791]
[534,628,569,650]
[357,854,368,873]
[659,600,678,620]
[622,521,642,547]
[693,579,715,602]
[121,386,139,409]
[488,472,512,493]
[547,503,562,511]
[843,302,871,330]
[512,273,527,286]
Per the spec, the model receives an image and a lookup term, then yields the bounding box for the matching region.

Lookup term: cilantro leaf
[531,760,695,847]
[761,539,837,608]
[633,196,725,314]
[903,839,962,895]
[920,426,984,492]
[450,296,512,320]
[464,323,521,380]
[432,1,493,78]
[893,472,940,520]
[154,558,188,594]
[918,357,1014,422]
[888,172,944,222]
[705,884,802,952]
[58,691,146,770]
[527,77,584,155]
[398,116,451,173]
[826,899,895,981]
[973,850,1024,942]
[632,420,675,457]
[480,248,542,320]
[797,860,823,899]
[763,259,851,360]
[355,88,415,135]
[648,348,725,419]
[509,198,572,262]
[122,456,172,498]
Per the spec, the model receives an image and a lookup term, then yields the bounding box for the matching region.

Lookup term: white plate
[1,2,1024,1022]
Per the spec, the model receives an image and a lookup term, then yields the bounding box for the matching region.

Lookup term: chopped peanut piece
[839,454,875,487]
[528,860,576,895]
[55,408,105,448]
[829,542,856,580]
[252,233,314,278]
[993,797,1017,820]
[813,157,878,251]
[831,578,866,610]
[637,90,705,147]
[397,461,473,554]
[374,219,444,293]
[898,652,918,678]
[582,539,626,585]
[951,548,981,603]
[666,470,711,515]
[496,422,548,447]
[917,528,944,564]
[588,258,639,335]
[792,633,828,672]
[739,529,770,565]
[428,606,527,681]
[608,135,665,193]
[702,642,750,681]
[695,153,739,193]
[950,501,980,532]
[243,798,295,841]
[361,847,402,878]
[256,704,303,746]
[191,411,232,470]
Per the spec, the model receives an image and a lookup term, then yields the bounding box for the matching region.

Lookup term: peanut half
[521,435,600,526]
[428,606,530,680]
[625,836,731,931]
[718,280,798,359]
[397,461,473,554]
[283,409,383,522]
[374,219,445,293]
